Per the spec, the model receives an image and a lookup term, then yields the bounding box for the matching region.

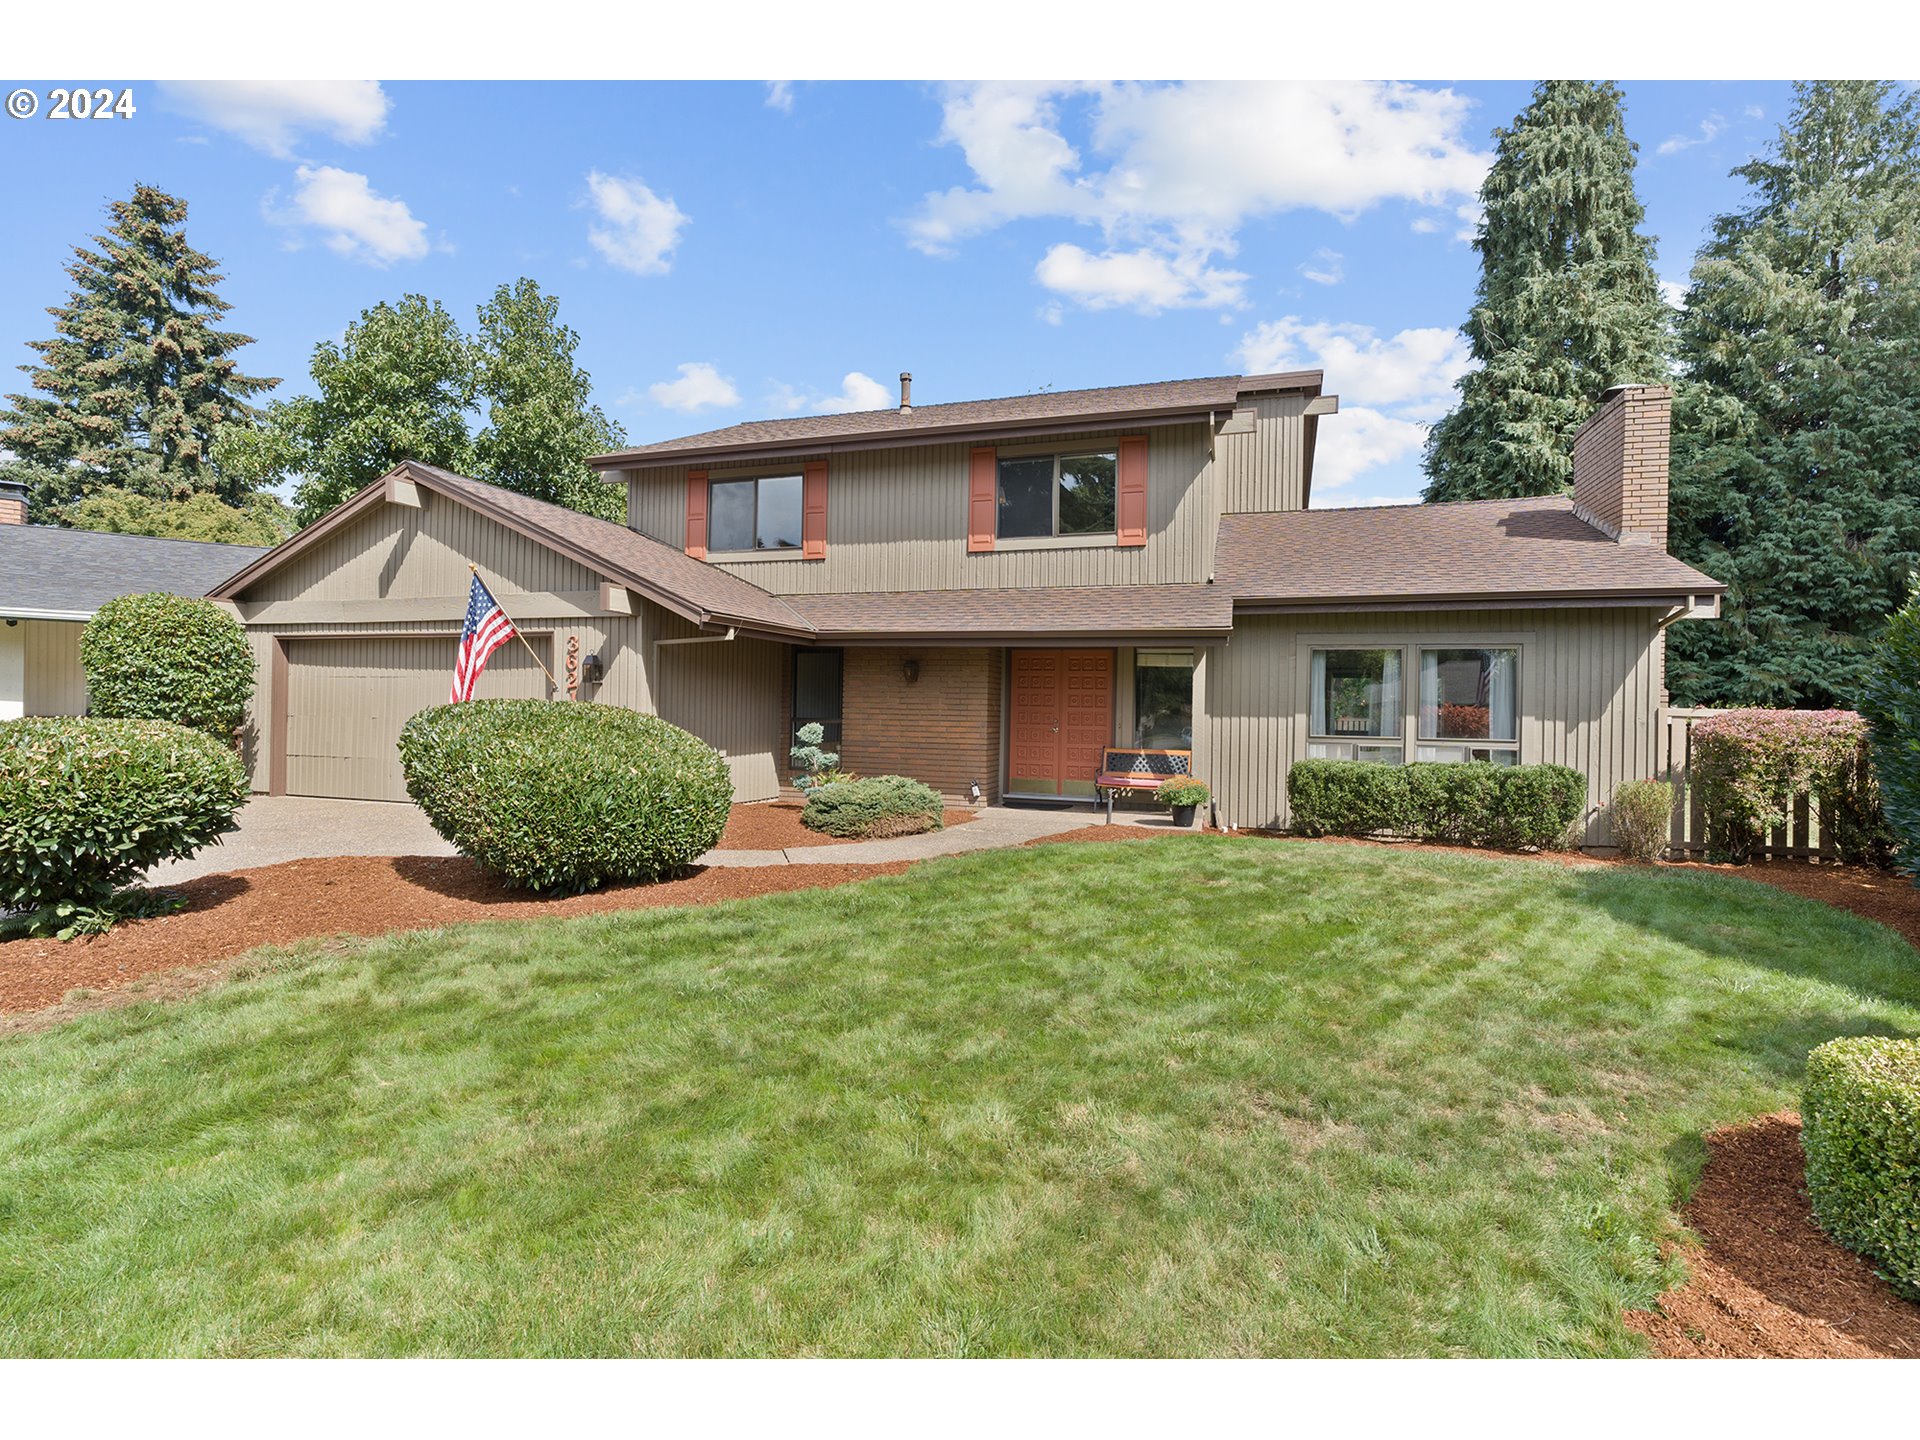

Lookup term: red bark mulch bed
[1627,1113,1920,1358]
[715,800,977,850]
[0,855,907,1026]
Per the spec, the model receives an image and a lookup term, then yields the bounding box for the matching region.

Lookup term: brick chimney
[1571,383,1671,549]
[0,479,27,526]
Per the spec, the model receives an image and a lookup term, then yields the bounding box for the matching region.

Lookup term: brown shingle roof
[786,583,1233,642]
[589,372,1321,468]
[1216,497,1725,609]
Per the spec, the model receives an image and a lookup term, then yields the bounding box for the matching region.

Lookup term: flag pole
[470,562,561,690]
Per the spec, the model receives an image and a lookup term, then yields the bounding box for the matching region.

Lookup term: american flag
[451,572,517,702]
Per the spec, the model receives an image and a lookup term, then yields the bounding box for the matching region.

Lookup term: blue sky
[0,79,1805,505]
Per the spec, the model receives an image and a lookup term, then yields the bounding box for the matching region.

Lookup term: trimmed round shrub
[1803,1037,1920,1292]
[800,774,944,839]
[80,592,255,740]
[1609,778,1675,861]
[1286,759,1586,850]
[397,700,732,892]
[0,717,249,926]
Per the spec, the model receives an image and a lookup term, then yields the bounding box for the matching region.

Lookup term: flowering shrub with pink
[1690,709,1890,864]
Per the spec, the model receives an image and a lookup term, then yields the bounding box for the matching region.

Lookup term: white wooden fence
[1656,707,1843,860]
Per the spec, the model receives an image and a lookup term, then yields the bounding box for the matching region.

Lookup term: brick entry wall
[833,647,1005,805]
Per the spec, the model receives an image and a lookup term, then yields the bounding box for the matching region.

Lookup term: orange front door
[1008,649,1113,798]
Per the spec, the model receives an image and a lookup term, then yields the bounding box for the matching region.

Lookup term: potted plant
[1156,777,1210,828]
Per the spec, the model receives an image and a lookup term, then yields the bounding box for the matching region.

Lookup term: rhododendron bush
[1689,708,1889,864]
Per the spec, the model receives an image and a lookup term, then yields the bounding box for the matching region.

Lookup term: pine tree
[473,279,626,523]
[1422,82,1670,502]
[1668,81,1920,709]
[0,184,277,518]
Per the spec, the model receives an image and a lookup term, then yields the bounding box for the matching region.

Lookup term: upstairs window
[997,450,1117,539]
[709,474,803,552]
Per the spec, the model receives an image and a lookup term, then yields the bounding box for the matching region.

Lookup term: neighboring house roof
[1215,497,1726,611]
[211,462,816,639]
[589,371,1324,469]
[785,583,1234,644]
[0,525,269,621]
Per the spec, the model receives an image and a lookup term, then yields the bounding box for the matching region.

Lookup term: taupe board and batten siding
[623,423,1229,594]
[1197,607,1668,842]
[651,626,788,802]
[1215,392,1312,514]
[283,634,552,801]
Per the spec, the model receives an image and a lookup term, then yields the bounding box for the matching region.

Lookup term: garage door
[283,635,552,801]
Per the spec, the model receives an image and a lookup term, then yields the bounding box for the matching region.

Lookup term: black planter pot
[1171,804,1198,828]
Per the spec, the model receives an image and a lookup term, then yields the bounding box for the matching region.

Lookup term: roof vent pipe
[899,372,912,413]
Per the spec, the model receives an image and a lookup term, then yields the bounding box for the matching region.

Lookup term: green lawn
[2,837,1917,1356]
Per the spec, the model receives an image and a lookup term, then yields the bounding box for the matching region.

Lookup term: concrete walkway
[149,795,1191,883]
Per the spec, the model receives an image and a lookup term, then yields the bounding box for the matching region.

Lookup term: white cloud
[812,372,894,414]
[1237,316,1469,421]
[1038,301,1065,326]
[765,81,795,113]
[1743,104,1766,121]
[1034,242,1246,312]
[1659,278,1689,309]
[1657,113,1727,156]
[1298,248,1344,286]
[1453,201,1485,243]
[162,81,389,158]
[1237,315,1474,496]
[907,81,1489,315]
[268,166,428,266]
[584,171,689,276]
[648,362,741,413]
[1409,216,1440,235]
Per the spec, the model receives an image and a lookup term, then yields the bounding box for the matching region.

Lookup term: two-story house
[210,371,1722,843]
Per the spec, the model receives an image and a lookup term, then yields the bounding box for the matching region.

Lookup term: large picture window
[998,450,1117,539]
[792,648,843,746]
[1417,648,1518,764]
[1133,649,1194,749]
[709,474,803,553]
[1308,649,1403,763]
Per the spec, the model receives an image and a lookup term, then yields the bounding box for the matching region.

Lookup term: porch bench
[1095,747,1193,822]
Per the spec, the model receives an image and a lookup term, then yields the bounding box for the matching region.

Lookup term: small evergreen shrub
[80,592,256,741]
[1862,579,1920,874]
[0,717,248,935]
[800,774,945,839]
[1609,778,1675,861]
[398,701,732,892]
[789,722,842,794]
[1287,760,1586,850]
[1803,1037,1920,1293]
[1690,709,1888,865]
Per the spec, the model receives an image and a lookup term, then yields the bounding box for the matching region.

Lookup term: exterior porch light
[901,657,920,684]
[969,780,982,804]
[581,652,605,685]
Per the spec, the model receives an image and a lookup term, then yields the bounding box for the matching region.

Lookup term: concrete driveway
[148,795,455,883]
[148,794,1192,883]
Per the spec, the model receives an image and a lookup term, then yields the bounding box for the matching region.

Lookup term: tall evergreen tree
[1668,81,1920,709]
[1422,82,1670,502]
[0,184,277,518]
[473,279,626,523]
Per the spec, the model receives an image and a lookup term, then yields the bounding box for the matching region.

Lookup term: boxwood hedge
[1286,759,1587,850]
[1803,1036,1920,1292]
[397,700,732,892]
[0,716,249,930]
[80,592,256,741]
[800,774,945,839]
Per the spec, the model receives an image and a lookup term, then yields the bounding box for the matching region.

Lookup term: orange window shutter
[1117,435,1148,547]
[967,447,997,553]
[685,470,708,558]
[802,460,829,560]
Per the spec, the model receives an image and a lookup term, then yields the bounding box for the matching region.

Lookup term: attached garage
[212,463,815,805]
[282,634,553,800]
